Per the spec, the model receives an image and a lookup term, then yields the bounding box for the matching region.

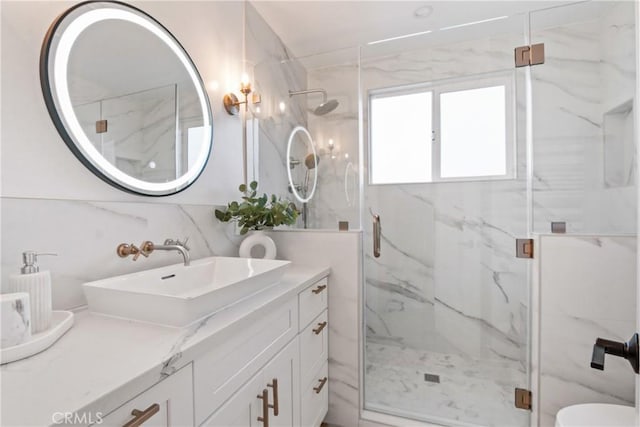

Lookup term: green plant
[214,181,299,235]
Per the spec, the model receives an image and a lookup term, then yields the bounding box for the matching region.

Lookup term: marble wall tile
[306,53,361,230]
[538,235,636,427]
[0,0,301,312]
[531,1,637,234]
[245,3,308,203]
[1,197,241,310]
[267,230,362,427]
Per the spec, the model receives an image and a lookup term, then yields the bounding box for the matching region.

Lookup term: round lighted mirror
[40,1,212,196]
[286,126,318,203]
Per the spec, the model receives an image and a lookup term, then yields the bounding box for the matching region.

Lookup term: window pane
[370,92,432,184]
[440,85,507,178]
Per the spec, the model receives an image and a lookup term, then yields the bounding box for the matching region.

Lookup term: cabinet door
[201,338,299,427]
[97,364,193,427]
[200,371,262,427]
[262,337,299,427]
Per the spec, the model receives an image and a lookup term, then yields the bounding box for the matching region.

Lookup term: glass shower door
[361,12,532,427]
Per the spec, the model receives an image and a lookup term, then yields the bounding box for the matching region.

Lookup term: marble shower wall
[0,1,299,309]
[267,230,362,427]
[537,235,636,427]
[359,22,531,368]
[304,49,361,230]
[531,1,637,234]
[245,2,309,208]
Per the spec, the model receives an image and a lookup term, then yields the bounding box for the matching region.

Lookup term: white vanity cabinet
[197,276,329,427]
[96,364,193,427]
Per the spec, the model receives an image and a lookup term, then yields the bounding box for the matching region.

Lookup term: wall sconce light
[327,139,336,159]
[223,76,261,115]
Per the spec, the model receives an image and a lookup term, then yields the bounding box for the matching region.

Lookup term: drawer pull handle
[267,378,279,416]
[257,389,269,426]
[123,403,160,427]
[312,284,327,294]
[313,377,328,394]
[313,321,327,335]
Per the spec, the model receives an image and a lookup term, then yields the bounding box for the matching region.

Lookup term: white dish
[0,311,74,364]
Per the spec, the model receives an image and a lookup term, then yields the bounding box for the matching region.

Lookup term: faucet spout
[152,244,190,266]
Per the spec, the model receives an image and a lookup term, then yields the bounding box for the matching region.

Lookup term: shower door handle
[373,214,381,258]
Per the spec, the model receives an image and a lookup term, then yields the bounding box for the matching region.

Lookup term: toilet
[555,403,636,427]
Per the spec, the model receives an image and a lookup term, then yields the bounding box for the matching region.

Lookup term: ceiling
[250,0,575,59]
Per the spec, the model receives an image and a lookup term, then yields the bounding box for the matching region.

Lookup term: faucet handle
[178,237,190,251]
[117,243,141,260]
[139,241,154,258]
[129,244,143,261]
[163,238,190,250]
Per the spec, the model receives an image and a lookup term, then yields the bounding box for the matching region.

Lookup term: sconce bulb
[328,139,334,148]
[255,106,261,114]
[147,160,156,169]
[241,72,250,86]
[344,153,349,160]
[279,101,286,113]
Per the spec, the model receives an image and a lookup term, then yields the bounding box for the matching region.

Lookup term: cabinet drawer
[300,362,328,427]
[299,277,328,331]
[97,364,193,427]
[299,310,328,388]
[194,297,298,425]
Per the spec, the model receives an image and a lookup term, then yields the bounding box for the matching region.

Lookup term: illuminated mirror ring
[286,126,318,203]
[40,1,213,196]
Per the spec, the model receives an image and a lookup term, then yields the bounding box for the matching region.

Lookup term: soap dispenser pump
[8,251,57,333]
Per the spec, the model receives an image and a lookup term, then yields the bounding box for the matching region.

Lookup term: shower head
[304,153,320,169]
[289,88,339,116]
[314,99,339,116]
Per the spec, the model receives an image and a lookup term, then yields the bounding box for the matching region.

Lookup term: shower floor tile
[364,342,529,427]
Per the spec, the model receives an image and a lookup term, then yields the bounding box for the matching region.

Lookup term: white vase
[238,231,277,259]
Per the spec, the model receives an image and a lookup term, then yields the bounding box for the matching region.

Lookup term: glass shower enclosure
[362,1,636,426]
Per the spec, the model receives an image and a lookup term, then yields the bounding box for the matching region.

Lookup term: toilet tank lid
[555,403,635,427]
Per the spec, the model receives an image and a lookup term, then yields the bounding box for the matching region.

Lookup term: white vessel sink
[83,256,291,327]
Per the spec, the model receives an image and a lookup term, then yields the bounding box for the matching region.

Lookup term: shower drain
[423,373,440,383]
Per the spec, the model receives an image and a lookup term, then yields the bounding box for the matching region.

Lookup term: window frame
[368,70,516,185]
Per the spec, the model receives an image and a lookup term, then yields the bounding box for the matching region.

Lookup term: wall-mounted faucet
[591,333,639,374]
[117,238,191,266]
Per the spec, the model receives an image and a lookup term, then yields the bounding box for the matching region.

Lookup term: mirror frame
[286,125,318,203]
[40,0,213,196]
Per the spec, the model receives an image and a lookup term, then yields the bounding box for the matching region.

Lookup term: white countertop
[0,265,330,427]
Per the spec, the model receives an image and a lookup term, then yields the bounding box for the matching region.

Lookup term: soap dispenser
[8,251,56,333]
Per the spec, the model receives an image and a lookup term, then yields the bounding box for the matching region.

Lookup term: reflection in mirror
[287,126,318,204]
[41,1,212,196]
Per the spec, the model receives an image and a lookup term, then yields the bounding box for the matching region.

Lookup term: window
[369,72,514,184]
